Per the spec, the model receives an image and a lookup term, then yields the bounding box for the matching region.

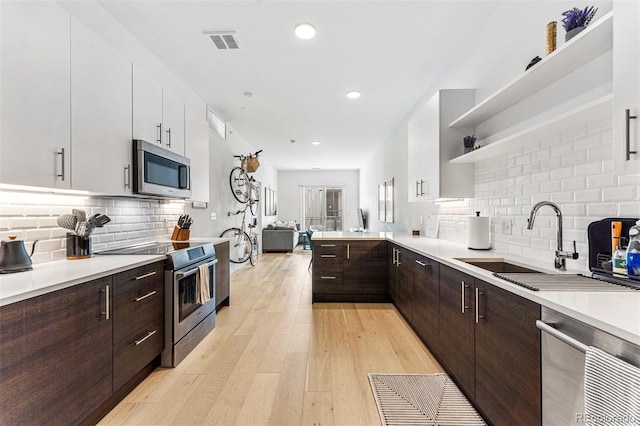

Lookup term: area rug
[368,373,486,426]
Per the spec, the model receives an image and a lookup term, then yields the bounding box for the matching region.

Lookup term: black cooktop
[95,241,196,256]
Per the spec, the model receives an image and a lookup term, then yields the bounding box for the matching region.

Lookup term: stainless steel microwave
[133,140,191,199]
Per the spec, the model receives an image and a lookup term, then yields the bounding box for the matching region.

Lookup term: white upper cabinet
[161,89,185,156]
[408,90,475,202]
[70,17,132,195]
[132,65,185,156]
[132,65,163,147]
[0,1,71,189]
[185,105,210,203]
[613,1,640,173]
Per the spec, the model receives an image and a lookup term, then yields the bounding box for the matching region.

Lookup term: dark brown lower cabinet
[312,240,388,302]
[0,276,113,425]
[214,240,230,309]
[411,254,440,355]
[438,265,541,425]
[438,265,476,399]
[474,279,541,426]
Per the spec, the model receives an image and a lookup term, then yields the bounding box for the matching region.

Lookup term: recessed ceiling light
[243,91,254,98]
[311,141,321,145]
[346,91,361,99]
[294,23,316,40]
[290,139,296,144]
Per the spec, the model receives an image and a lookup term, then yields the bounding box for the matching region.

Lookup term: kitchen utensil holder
[171,226,190,241]
[66,233,91,259]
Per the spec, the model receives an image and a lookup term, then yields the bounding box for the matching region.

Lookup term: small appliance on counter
[0,236,37,273]
[467,211,490,250]
[587,217,640,287]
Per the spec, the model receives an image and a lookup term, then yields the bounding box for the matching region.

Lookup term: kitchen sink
[455,258,543,274]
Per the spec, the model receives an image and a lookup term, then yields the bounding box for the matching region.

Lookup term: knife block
[171,226,190,241]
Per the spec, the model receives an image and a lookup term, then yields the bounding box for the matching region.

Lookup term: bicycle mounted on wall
[220,150,262,265]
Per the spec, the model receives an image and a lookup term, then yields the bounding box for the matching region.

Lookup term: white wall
[358,0,640,273]
[278,170,360,230]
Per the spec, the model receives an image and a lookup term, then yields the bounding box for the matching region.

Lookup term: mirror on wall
[378,178,394,223]
[265,187,277,216]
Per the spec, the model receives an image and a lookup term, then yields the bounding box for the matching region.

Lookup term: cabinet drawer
[112,262,164,344]
[312,272,344,293]
[112,262,164,297]
[314,242,345,256]
[113,318,164,390]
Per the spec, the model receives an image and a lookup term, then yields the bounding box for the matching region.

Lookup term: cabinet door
[0,1,71,188]
[388,245,399,300]
[185,104,210,202]
[613,0,640,172]
[394,247,414,322]
[474,279,541,426]
[215,240,230,308]
[343,240,388,300]
[133,65,163,145]
[0,277,112,425]
[411,254,440,353]
[438,265,475,399]
[162,88,185,155]
[71,17,132,194]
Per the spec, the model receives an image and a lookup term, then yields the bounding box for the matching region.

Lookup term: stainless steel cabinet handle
[134,329,157,346]
[157,123,162,144]
[475,287,484,324]
[397,250,401,266]
[347,244,350,259]
[416,180,420,197]
[626,109,637,160]
[124,164,131,189]
[416,260,426,267]
[102,285,110,320]
[320,276,336,280]
[135,271,157,280]
[56,148,65,181]
[134,290,157,302]
[320,244,336,247]
[166,128,172,148]
[320,254,336,258]
[461,281,466,313]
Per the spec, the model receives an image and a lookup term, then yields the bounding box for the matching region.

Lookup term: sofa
[262,220,300,252]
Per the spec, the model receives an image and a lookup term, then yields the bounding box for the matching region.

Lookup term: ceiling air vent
[204,31,239,50]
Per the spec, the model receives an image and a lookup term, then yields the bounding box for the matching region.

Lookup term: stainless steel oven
[162,243,217,367]
[96,241,218,367]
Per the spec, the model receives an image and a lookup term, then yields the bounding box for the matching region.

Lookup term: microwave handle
[179,164,190,189]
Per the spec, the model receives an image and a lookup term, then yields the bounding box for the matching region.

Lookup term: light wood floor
[99,250,443,425]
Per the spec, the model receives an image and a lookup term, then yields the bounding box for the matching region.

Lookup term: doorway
[302,186,343,231]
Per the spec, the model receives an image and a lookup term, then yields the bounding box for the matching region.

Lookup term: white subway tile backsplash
[432,121,637,274]
[0,196,180,264]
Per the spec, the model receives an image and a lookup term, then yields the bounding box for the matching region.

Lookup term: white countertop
[312,231,640,346]
[0,238,229,307]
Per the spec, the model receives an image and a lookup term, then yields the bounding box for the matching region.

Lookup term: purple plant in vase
[562,6,598,41]
[463,135,476,153]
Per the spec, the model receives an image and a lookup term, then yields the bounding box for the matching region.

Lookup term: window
[302,186,343,231]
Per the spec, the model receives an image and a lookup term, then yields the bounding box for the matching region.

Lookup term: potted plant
[463,135,476,153]
[561,6,598,41]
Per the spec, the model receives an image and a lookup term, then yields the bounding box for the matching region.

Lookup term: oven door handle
[174,258,218,280]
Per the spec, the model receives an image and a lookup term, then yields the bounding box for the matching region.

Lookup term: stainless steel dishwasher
[537,307,640,425]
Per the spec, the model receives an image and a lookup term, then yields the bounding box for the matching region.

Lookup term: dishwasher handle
[536,320,588,353]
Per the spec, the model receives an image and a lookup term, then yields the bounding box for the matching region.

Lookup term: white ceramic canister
[468,211,490,250]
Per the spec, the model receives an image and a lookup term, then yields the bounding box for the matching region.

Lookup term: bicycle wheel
[248,199,258,216]
[220,228,252,263]
[249,234,259,266]
[229,167,249,203]
[248,177,260,203]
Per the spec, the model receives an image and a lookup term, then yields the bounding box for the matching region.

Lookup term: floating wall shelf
[450,94,613,164]
[449,11,613,129]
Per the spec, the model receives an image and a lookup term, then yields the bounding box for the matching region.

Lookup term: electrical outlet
[501,217,512,235]
[210,212,216,221]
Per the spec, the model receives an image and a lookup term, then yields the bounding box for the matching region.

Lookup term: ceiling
[98,1,500,171]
